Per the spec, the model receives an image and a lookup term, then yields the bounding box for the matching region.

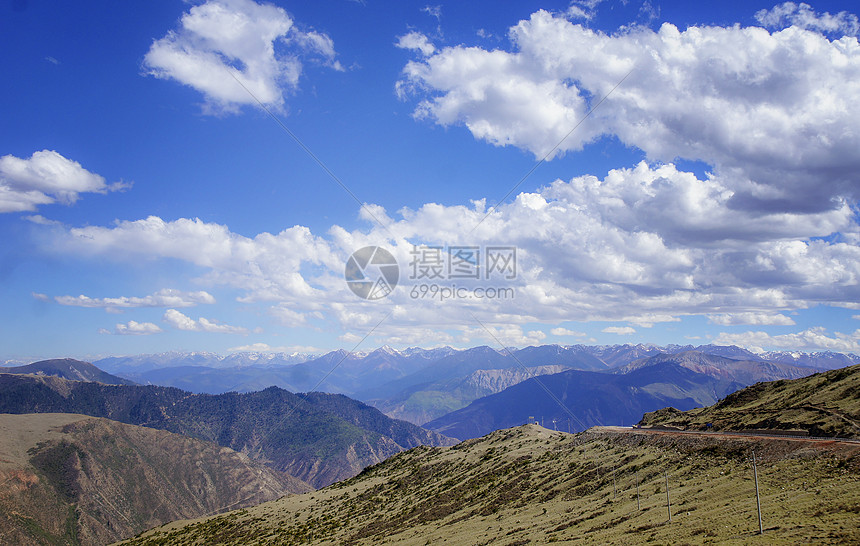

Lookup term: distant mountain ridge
[425,361,745,440]
[75,345,858,426]
[0,374,454,488]
[614,350,819,384]
[0,358,136,386]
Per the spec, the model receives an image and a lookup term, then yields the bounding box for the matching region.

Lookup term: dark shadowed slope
[425,362,742,440]
[0,375,454,488]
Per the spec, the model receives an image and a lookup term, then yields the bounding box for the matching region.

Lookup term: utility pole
[665,472,671,522]
[752,450,763,535]
[613,475,617,500]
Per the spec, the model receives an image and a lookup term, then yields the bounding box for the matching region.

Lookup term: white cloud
[396,31,436,56]
[550,327,587,337]
[144,0,340,113]
[422,5,442,21]
[756,2,859,36]
[226,342,320,353]
[708,312,796,326]
[101,321,163,336]
[31,292,50,302]
[459,324,547,347]
[0,150,127,213]
[269,304,315,327]
[46,173,860,352]
[714,327,860,353]
[53,289,215,311]
[163,309,248,334]
[397,9,860,214]
[62,215,336,304]
[622,313,681,328]
[602,326,636,335]
[565,0,607,21]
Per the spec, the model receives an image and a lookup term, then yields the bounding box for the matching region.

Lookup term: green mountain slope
[0,374,454,487]
[639,363,860,437]
[119,425,860,545]
[0,413,309,546]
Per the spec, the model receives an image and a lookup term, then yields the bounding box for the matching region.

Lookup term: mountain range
[3,348,859,543]
[0,373,453,488]
[425,360,745,440]
[78,344,855,426]
[0,358,136,386]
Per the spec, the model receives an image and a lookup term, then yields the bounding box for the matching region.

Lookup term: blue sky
[2,0,860,361]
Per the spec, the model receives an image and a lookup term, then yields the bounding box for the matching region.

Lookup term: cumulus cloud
[396,31,436,56]
[565,0,607,21]
[144,0,340,113]
[100,321,163,336]
[715,327,860,353]
[41,5,860,353]
[53,289,215,312]
[756,2,859,35]
[622,314,681,328]
[48,165,860,351]
[62,215,336,304]
[226,342,320,353]
[0,150,128,213]
[163,309,248,334]
[397,8,860,213]
[602,326,636,335]
[708,312,796,326]
[550,327,587,337]
[269,304,317,327]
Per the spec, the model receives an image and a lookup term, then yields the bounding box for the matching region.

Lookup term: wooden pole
[665,472,671,522]
[752,450,763,535]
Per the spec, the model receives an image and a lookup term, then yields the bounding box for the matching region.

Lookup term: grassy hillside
[0,413,309,546]
[0,374,453,487]
[640,363,860,437]
[119,425,860,545]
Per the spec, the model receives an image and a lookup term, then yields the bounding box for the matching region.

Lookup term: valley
[1,346,858,544]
